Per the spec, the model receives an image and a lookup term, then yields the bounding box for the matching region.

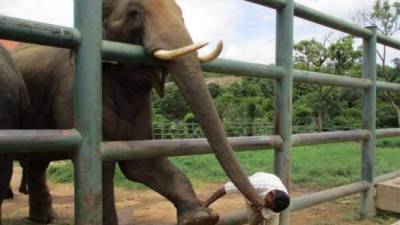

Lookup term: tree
[356,0,400,126]
[293,36,361,131]
[294,36,330,72]
[383,60,400,126]
[356,0,400,73]
[215,78,274,135]
[294,37,331,131]
[327,36,362,75]
[152,84,190,121]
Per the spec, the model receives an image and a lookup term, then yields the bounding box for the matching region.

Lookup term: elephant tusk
[153,42,209,60]
[198,41,223,63]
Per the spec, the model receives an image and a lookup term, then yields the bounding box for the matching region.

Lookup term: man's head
[264,190,290,213]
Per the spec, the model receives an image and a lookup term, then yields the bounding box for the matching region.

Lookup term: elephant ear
[103,0,117,21]
[151,69,168,98]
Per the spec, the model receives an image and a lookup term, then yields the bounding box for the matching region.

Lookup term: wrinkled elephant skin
[0,44,29,225]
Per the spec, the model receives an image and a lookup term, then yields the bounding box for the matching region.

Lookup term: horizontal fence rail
[376,128,400,138]
[374,170,400,183]
[293,70,372,89]
[101,129,395,161]
[290,181,370,211]
[376,81,400,93]
[0,15,81,48]
[0,127,396,157]
[291,130,370,146]
[202,58,286,80]
[0,129,81,154]
[101,136,284,161]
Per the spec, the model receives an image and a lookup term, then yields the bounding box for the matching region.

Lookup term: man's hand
[202,186,227,207]
[249,211,264,225]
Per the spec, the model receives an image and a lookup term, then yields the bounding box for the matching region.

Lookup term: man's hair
[271,190,290,213]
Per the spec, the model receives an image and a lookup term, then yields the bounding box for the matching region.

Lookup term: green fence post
[73,0,103,224]
[360,26,377,217]
[274,0,294,224]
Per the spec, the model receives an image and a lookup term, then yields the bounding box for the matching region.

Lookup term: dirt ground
[2,167,399,225]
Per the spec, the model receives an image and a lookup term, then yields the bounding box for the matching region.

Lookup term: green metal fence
[0,0,400,225]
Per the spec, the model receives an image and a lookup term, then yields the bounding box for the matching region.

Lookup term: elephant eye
[128,9,142,18]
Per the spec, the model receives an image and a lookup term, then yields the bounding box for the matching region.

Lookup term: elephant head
[103,0,265,209]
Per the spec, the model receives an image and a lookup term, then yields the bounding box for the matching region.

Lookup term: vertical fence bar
[274,0,294,224]
[73,0,102,224]
[360,26,377,217]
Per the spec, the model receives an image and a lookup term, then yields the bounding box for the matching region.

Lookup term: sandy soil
[2,167,399,225]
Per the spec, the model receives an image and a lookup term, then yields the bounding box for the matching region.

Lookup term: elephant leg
[27,160,56,224]
[119,158,219,225]
[18,159,29,195]
[102,162,118,225]
[0,155,13,225]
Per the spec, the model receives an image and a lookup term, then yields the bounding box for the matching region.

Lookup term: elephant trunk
[167,55,265,209]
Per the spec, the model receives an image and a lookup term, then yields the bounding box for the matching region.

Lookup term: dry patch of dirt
[2,167,398,225]
[205,76,241,87]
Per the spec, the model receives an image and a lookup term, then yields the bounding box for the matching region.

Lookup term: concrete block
[376,177,400,213]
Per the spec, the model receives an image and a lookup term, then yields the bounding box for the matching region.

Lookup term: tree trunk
[396,106,400,128]
[316,110,323,132]
[316,86,324,132]
[385,91,400,128]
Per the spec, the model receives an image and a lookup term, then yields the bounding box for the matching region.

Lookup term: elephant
[5,159,29,200]
[7,0,265,224]
[0,43,30,224]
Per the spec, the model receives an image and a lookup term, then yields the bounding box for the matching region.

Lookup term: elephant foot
[178,207,219,225]
[29,208,57,224]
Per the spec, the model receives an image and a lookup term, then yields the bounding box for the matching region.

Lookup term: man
[202,172,290,225]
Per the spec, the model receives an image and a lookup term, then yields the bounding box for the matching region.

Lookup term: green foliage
[48,163,74,183]
[371,0,400,36]
[152,84,189,121]
[377,137,400,147]
[294,38,329,71]
[207,83,223,99]
[293,36,363,130]
[327,36,362,75]
[356,0,400,127]
[215,78,274,124]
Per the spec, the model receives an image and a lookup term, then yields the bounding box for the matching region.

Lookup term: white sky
[0,0,398,64]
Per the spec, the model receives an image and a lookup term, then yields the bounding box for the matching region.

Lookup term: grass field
[47,137,400,190]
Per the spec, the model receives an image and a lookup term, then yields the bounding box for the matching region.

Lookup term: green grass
[47,138,400,190]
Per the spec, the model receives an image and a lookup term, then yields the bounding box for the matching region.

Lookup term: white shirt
[224,172,288,220]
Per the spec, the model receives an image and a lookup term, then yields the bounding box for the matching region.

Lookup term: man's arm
[202,186,227,207]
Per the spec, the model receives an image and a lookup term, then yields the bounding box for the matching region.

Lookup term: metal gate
[0,0,399,224]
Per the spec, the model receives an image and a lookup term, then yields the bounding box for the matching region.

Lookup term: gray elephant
[4,160,29,200]
[8,0,265,225]
[0,43,29,224]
